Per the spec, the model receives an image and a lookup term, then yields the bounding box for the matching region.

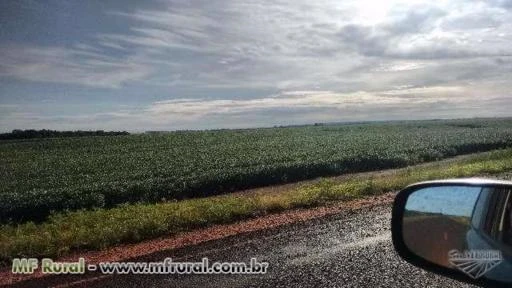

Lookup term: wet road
[77,204,475,288]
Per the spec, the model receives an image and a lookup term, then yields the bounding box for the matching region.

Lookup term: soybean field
[2,118,512,222]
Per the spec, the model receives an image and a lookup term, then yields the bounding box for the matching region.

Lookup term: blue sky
[405,186,482,217]
[1,0,512,132]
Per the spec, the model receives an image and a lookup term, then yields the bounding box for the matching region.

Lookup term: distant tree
[0,129,130,140]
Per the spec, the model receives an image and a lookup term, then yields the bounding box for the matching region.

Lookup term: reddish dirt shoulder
[0,192,395,286]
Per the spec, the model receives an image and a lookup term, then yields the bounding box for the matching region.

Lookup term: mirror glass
[403,185,512,282]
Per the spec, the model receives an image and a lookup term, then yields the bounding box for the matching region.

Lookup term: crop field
[2,118,512,222]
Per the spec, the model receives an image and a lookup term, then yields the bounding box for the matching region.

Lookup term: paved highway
[75,204,476,288]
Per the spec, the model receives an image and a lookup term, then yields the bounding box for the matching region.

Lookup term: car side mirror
[391,179,512,287]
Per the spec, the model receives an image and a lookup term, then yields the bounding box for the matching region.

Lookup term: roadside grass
[1,149,512,264]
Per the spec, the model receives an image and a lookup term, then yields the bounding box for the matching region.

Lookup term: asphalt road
[66,204,476,288]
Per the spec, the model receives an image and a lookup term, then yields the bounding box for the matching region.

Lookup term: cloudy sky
[1,0,511,132]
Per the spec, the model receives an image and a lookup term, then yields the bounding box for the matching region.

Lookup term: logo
[448,249,503,279]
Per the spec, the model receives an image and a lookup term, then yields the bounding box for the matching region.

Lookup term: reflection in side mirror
[392,179,512,286]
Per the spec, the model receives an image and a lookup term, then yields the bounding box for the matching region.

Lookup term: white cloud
[3,86,510,132]
[373,61,429,72]
[0,45,152,88]
[1,0,512,130]
[144,87,473,118]
[3,0,512,91]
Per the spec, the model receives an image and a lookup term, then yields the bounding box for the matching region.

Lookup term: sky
[405,186,482,217]
[1,0,512,132]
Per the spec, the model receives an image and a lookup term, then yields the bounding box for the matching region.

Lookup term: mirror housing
[392,178,512,288]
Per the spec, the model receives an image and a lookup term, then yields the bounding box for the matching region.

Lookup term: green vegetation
[2,118,512,222]
[1,148,512,264]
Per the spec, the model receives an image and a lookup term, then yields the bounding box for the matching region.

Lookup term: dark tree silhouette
[0,129,129,140]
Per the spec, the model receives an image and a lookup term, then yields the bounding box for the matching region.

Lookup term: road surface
[33,204,476,288]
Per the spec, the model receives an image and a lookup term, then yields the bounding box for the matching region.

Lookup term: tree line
[0,129,129,140]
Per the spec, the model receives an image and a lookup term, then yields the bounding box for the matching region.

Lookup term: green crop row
[2,118,512,222]
[1,148,512,263]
